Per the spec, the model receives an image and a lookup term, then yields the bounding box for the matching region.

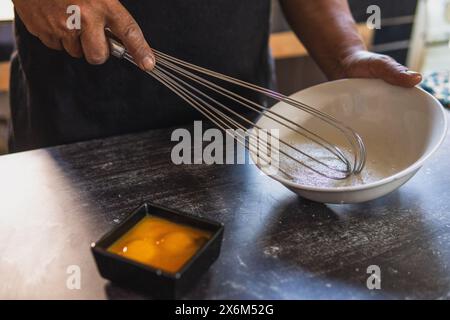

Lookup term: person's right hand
[12,0,155,70]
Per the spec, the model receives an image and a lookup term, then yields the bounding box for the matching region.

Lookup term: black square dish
[91,202,224,299]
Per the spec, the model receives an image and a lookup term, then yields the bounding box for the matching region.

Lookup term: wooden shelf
[0,62,10,92]
[270,23,374,59]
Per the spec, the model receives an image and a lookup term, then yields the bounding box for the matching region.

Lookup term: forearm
[279,0,364,79]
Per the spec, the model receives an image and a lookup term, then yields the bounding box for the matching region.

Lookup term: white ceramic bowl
[250,79,448,203]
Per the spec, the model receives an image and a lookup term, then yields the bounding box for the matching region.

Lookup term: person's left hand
[331,50,422,88]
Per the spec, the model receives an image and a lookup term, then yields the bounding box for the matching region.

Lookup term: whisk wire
[152,49,366,173]
[150,53,352,173]
[149,54,351,175]
[109,37,366,180]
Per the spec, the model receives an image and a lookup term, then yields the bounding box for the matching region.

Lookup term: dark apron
[9,0,274,152]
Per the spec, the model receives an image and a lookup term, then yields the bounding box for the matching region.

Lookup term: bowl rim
[251,79,449,193]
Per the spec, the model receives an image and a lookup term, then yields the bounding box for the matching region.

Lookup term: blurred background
[0,0,449,154]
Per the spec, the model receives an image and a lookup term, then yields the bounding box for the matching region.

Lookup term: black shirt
[9,0,274,152]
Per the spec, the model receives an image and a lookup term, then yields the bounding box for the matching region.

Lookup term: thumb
[369,55,422,88]
[106,1,155,71]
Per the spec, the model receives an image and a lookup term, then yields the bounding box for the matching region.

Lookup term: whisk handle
[105,29,126,59]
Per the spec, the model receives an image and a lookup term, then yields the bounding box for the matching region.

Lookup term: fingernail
[405,70,422,77]
[142,56,155,71]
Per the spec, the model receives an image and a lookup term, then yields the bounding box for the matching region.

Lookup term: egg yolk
[160,231,196,254]
[121,239,158,264]
[108,216,212,273]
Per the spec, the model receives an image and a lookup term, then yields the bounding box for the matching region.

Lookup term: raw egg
[108,216,212,273]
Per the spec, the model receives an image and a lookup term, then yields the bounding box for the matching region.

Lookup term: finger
[80,23,110,65]
[106,2,155,71]
[40,35,63,51]
[369,55,422,88]
[62,34,83,58]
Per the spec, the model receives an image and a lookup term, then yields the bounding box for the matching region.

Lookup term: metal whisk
[107,36,366,180]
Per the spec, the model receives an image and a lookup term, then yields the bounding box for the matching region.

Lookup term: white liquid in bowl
[276,142,402,188]
[280,145,399,188]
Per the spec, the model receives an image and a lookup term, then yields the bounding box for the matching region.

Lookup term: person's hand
[12,0,155,70]
[332,50,422,88]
